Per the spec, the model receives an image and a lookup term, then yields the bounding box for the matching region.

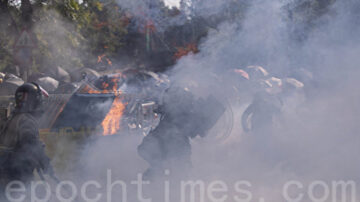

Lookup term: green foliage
[0,0,338,75]
[0,0,129,74]
[35,0,128,71]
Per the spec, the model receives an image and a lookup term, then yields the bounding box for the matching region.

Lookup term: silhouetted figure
[138,86,224,179]
[0,83,52,187]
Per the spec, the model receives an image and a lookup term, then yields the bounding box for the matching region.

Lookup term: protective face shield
[265,77,283,95]
[246,65,269,80]
[281,77,305,97]
[234,69,250,80]
[15,82,49,113]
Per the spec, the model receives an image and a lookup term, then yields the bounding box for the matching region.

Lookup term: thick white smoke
[168,0,360,200]
[74,0,360,201]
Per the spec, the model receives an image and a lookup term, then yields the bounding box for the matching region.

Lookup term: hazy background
[75,0,360,201]
[3,0,358,201]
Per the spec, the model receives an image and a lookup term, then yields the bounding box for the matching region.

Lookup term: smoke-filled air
[0,0,359,201]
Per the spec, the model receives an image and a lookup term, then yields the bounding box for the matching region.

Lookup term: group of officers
[138,65,308,179]
[0,65,309,192]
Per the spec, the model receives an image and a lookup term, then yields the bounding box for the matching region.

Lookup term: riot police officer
[138,86,225,180]
[242,77,283,134]
[0,83,52,185]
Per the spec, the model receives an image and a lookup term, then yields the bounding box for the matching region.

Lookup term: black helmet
[15,82,48,113]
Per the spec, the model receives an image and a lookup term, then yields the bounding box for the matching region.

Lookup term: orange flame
[98,54,112,66]
[102,96,125,135]
[106,58,112,66]
[98,54,106,63]
[100,77,126,135]
[80,85,103,94]
[81,76,126,135]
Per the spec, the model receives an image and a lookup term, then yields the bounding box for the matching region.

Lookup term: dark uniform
[241,90,283,163]
[242,91,283,134]
[138,87,225,179]
[0,113,50,183]
[0,83,51,186]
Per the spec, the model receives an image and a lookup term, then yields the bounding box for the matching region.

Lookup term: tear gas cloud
[168,0,360,200]
[32,10,86,72]
[44,0,360,201]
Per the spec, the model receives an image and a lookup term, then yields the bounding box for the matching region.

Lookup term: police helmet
[15,82,49,112]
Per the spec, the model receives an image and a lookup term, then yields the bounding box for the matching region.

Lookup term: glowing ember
[102,96,125,135]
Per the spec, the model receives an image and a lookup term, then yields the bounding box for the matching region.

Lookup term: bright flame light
[102,96,125,135]
[80,76,126,136]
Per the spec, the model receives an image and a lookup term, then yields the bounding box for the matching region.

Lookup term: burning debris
[23,68,170,138]
[79,74,127,135]
[102,96,125,135]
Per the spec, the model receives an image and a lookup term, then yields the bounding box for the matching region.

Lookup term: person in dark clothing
[0,83,52,186]
[242,90,283,134]
[241,83,284,163]
[138,86,225,179]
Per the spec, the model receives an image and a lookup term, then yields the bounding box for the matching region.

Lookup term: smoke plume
[53,0,360,201]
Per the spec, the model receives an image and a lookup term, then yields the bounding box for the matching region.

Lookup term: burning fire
[106,58,112,66]
[101,96,125,135]
[81,76,126,136]
[97,54,113,66]
[100,77,125,136]
[80,85,102,94]
[98,54,105,63]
